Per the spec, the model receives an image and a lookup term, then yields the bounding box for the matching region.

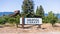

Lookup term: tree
[36,5,44,18]
[47,11,58,26]
[15,15,20,28]
[36,5,44,23]
[22,0,34,17]
[36,6,39,16]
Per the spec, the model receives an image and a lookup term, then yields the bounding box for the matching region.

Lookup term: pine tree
[36,6,39,16]
[36,5,44,18]
[22,0,34,17]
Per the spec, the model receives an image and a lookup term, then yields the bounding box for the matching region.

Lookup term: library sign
[20,18,42,24]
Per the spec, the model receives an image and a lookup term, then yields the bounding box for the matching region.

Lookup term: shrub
[0,17,6,24]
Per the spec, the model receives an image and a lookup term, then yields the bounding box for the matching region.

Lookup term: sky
[0,0,60,14]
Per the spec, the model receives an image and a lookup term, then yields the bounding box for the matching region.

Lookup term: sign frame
[20,17,42,28]
[20,18,42,25]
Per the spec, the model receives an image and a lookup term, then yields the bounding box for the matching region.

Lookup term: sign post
[38,24,41,28]
[22,17,24,29]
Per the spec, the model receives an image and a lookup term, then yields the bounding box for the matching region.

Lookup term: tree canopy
[22,0,34,17]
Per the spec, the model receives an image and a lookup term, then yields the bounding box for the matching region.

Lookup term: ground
[0,23,60,34]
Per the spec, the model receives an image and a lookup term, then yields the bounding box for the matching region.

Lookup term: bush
[8,17,15,24]
[0,17,6,24]
[43,11,58,26]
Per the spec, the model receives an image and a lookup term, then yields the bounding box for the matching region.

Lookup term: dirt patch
[0,23,60,34]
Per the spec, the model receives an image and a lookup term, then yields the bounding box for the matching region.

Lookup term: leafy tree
[15,15,20,28]
[47,11,58,26]
[3,13,20,28]
[22,0,34,17]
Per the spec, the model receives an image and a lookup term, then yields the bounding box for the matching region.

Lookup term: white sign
[20,18,22,24]
[20,18,42,24]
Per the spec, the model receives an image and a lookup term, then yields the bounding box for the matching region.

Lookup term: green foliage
[43,16,48,23]
[3,16,10,22]
[0,17,6,24]
[8,17,15,24]
[0,14,20,27]
[43,11,58,26]
[14,15,20,27]
[36,5,44,18]
[15,15,20,24]
[0,0,59,27]
[36,5,44,23]
[22,0,34,17]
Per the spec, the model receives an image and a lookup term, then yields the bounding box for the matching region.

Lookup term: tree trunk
[52,23,54,27]
[16,24,18,28]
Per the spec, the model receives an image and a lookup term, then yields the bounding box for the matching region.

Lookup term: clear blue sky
[0,0,60,14]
